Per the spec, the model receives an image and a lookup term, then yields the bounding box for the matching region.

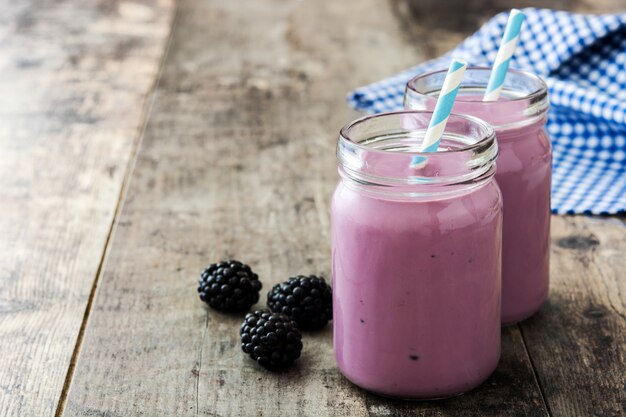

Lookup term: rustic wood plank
[0,0,174,415]
[519,216,626,417]
[62,0,549,416]
[399,1,626,416]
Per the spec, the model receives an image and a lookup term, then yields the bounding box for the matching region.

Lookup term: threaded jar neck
[405,67,549,130]
[337,111,498,199]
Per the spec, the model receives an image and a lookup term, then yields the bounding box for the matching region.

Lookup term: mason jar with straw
[404,9,552,325]
[331,59,503,399]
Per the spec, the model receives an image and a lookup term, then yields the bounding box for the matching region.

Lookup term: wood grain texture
[392,2,626,414]
[62,0,550,416]
[0,0,174,415]
[520,216,626,417]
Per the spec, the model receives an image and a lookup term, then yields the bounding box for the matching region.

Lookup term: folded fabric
[347,8,626,215]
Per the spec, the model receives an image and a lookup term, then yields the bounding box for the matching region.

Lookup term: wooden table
[1,0,625,416]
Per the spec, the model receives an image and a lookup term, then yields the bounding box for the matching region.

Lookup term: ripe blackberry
[267,275,332,329]
[197,260,262,312]
[240,310,302,370]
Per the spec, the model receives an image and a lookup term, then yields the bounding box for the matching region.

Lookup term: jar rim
[337,110,498,198]
[339,110,495,156]
[405,66,548,104]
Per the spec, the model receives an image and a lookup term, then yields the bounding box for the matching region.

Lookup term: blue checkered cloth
[347,8,626,215]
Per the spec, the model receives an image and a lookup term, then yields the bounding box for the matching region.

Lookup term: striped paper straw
[410,58,467,168]
[483,9,526,101]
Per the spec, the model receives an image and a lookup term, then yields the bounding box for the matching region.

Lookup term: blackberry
[197,260,262,312]
[267,275,332,329]
[240,310,302,370]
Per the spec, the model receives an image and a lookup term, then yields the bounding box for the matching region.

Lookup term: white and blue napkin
[347,9,626,215]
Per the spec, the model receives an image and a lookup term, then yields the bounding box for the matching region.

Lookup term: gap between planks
[518,324,553,417]
[52,5,180,416]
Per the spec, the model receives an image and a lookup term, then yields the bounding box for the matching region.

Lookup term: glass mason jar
[331,111,502,399]
[405,68,551,325]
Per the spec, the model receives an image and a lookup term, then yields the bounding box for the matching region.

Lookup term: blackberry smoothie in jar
[405,68,551,324]
[331,111,502,399]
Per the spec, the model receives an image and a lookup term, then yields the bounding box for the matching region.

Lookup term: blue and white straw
[410,58,467,168]
[483,9,526,101]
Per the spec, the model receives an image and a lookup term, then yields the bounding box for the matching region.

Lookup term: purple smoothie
[405,68,551,324]
[332,112,502,399]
